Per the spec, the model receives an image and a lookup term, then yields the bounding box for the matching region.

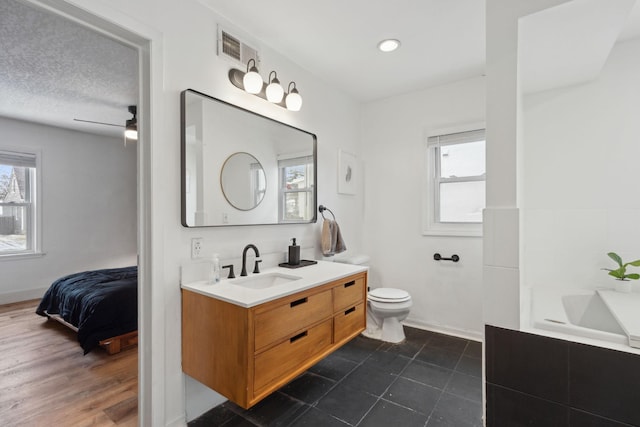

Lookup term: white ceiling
[199,0,487,102]
[2,0,640,137]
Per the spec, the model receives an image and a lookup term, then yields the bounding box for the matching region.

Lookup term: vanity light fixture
[265,71,284,103]
[377,38,401,52]
[228,60,303,111]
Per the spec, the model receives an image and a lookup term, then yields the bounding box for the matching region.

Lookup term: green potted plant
[602,252,640,292]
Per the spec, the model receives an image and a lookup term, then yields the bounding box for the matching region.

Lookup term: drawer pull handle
[290,331,308,343]
[344,280,356,288]
[345,307,356,315]
[290,297,308,308]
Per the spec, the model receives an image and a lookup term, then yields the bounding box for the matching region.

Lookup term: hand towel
[321,219,332,255]
[321,218,347,256]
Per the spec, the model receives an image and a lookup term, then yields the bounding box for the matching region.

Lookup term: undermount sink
[231,272,302,290]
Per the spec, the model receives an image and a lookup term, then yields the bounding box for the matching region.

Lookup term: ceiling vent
[217,26,259,67]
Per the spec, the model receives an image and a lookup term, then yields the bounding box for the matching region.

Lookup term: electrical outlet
[191,238,203,259]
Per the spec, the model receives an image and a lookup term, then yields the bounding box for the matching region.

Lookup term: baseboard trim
[403,319,484,342]
[0,287,47,305]
[166,415,187,427]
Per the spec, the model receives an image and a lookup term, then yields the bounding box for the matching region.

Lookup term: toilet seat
[368,288,411,303]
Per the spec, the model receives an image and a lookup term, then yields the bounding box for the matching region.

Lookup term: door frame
[24,0,159,424]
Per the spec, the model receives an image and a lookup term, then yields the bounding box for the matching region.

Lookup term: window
[279,155,314,222]
[423,127,485,237]
[0,149,38,256]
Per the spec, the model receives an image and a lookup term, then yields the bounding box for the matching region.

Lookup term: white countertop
[181,260,368,307]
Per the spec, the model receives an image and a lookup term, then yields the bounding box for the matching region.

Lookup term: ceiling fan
[74,105,138,143]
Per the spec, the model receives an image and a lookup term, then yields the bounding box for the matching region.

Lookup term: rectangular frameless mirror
[181,89,317,227]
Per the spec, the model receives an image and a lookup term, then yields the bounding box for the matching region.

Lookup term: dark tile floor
[189,327,483,427]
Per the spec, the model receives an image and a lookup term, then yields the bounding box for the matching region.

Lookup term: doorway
[9,0,153,423]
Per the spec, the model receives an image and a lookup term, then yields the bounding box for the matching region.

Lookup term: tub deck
[527,287,640,355]
[598,289,640,348]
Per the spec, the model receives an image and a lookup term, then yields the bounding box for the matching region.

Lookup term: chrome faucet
[240,244,260,276]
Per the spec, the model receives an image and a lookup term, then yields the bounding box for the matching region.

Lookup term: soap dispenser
[209,253,221,284]
[288,238,300,266]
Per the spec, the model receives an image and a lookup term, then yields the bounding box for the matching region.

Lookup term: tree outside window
[0,150,37,255]
[279,156,314,222]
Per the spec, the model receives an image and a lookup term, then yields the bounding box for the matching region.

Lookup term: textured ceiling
[0,0,138,137]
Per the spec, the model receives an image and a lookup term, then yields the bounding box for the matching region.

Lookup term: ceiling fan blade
[73,118,123,127]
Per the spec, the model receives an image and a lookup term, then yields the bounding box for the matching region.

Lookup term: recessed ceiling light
[377,39,400,52]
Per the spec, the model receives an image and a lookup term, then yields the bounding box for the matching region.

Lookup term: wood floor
[0,299,138,426]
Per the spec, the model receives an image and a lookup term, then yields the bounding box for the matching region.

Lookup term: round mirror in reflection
[220,152,267,211]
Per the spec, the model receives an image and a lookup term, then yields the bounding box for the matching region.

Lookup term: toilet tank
[335,254,373,290]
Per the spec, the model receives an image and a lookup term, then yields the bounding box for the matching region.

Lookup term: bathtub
[526,287,640,354]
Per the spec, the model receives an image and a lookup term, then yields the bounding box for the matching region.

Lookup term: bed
[36,266,138,354]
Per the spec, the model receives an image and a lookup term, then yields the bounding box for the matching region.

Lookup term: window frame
[422,123,485,237]
[0,147,42,260]
[278,155,315,223]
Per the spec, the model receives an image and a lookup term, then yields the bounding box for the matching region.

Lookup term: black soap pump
[288,238,301,266]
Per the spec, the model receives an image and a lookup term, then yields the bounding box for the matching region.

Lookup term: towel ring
[318,205,335,220]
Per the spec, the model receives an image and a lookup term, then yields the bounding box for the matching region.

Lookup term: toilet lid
[368,287,410,302]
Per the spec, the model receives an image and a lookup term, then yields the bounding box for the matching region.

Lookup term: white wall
[522,38,640,290]
[361,76,485,339]
[0,117,137,304]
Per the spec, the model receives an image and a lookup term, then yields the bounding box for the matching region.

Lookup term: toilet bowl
[334,255,412,343]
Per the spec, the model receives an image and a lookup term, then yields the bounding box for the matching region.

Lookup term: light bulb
[286,92,302,111]
[266,71,284,103]
[285,82,302,111]
[243,70,263,94]
[285,89,302,111]
[242,59,263,94]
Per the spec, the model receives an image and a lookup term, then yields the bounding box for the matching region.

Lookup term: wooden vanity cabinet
[181,272,367,409]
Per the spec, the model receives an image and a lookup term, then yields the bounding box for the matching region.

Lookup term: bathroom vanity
[181,261,367,408]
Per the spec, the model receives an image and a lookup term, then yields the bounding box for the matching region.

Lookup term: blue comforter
[36,266,137,354]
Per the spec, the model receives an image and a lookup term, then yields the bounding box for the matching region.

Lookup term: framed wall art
[338,149,357,195]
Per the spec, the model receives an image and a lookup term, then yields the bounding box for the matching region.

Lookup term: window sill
[0,252,46,261]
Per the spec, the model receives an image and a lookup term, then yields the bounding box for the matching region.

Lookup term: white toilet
[335,255,412,343]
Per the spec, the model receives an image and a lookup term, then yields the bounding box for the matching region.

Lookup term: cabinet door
[333,275,366,312]
[254,289,332,351]
[334,302,365,343]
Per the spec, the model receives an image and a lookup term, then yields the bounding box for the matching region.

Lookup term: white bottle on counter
[210,253,221,284]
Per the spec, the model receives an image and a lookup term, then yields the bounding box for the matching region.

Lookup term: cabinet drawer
[254,289,332,351]
[254,319,332,393]
[333,275,365,312]
[334,302,365,343]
